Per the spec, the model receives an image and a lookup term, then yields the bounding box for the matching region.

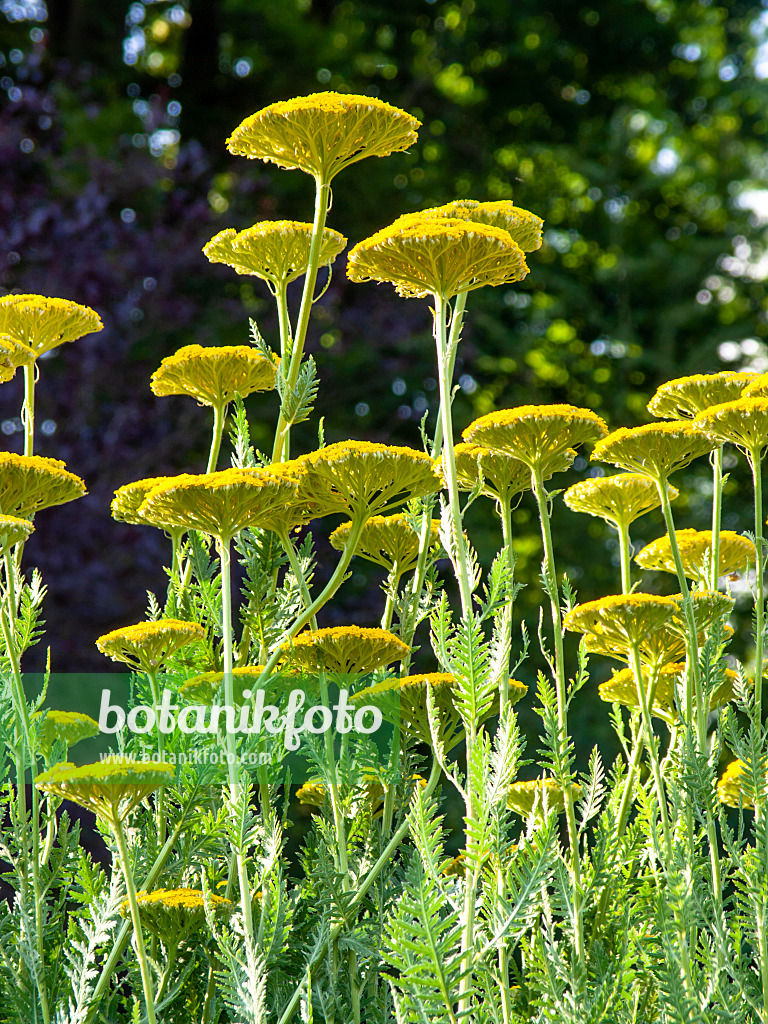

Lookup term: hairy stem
[112,812,157,1024]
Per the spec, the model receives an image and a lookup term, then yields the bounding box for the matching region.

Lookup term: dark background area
[2,0,768,764]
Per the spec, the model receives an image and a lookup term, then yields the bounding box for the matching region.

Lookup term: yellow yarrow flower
[0,336,35,383]
[453,442,536,503]
[329,513,440,575]
[563,474,677,532]
[294,441,442,521]
[743,373,768,399]
[178,666,266,704]
[281,625,409,675]
[392,200,544,253]
[138,465,301,542]
[583,625,687,670]
[150,345,277,407]
[591,422,715,482]
[647,372,758,419]
[347,217,528,300]
[203,221,347,289]
[666,589,734,637]
[96,619,205,674]
[32,709,100,755]
[0,513,33,554]
[717,759,756,808]
[694,398,768,456]
[563,593,679,649]
[507,778,574,818]
[635,530,755,582]
[111,476,181,528]
[0,453,86,518]
[463,405,608,477]
[0,294,102,358]
[120,887,234,943]
[227,91,420,181]
[36,757,174,823]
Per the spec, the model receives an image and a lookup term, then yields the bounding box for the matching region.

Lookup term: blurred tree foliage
[1,0,767,760]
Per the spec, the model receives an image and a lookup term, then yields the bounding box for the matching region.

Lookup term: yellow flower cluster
[0,294,102,359]
[647,372,757,419]
[281,625,409,675]
[0,513,34,555]
[32,709,100,754]
[592,422,715,482]
[329,513,440,574]
[150,345,278,408]
[506,778,573,818]
[599,663,741,724]
[635,530,755,582]
[563,474,676,531]
[36,757,174,823]
[0,453,86,518]
[391,199,544,253]
[564,593,680,649]
[694,397,768,456]
[178,666,266,704]
[0,336,35,383]
[453,442,533,504]
[96,619,205,673]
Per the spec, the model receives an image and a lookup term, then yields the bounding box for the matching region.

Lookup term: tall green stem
[22,362,36,457]
[498,498,515,711]
[710,446,724,591]
[628,643,672,861]
[618,520,632,595]
[750,449,765,722]
[206,402,227,474]
[112,813,157,1024]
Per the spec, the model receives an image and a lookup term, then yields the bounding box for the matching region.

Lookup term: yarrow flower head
[203,222,347,290]
[392,200,544,253]
[0,453,86,518]
[693,398,768,458]
[507,778,575,818]
[329,513,441,575]
[111,476,181,528]
[281,626,409,675]
[647,372,758,419]
[150,345,278,408]
[599,662,742,725]
[563,473,677,532]
[32,709,100,756]
[0,336,35,383]
[120,888,233,945]
[347,217,528,300]
[591,422,715,483]
[666,589,734,638]
[717,759,757,808]
[96,619,205,674]
[463,405,608,477]
[0,514,34,555]
[635,530,755,583]
[293,442,442,522]
[453,442,535,504]
[226,92,420,182]
[36,757,174,823]
[178,666,266,704]
[137,465,301,543]
[0,294,102,358]
[563,593,680,650]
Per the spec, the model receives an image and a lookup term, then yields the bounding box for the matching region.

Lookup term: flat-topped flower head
[111,476,180,528]
[636,530,755,582]
[281,626,409,675]
[32,710,100,755]
[150,345,277,408]
[0,453,86,518]
[0,514,33,555]
[394,200,543,252]
[36,757,174,823]
[743,373,768,399]
[0,336,35,383]
[120,888,233,943]
[453,442,535,503]
[347,217,528,300]
[138,465,300,542]
[507,778,574,818]
[0,294,102,358]
[203,222,347,289]
[329,513,440,574]
[563,474,677,532]
[648,372,758,419]
[667,589,734,637]
[96,619,205,674]
[600,663,741,725]
[294,442,442,521]
[717,759,755,808]
[591,422,715,483]
[227,92,420,181]
[583,624,687,670]
[564,593,679,649]
[178,666,265,704]
[694,398,768,457]
[463,405,608,477]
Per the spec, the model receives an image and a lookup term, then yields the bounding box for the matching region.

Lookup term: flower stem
[750,448,765,722]
[22,362,35,457]
[628,642,672,860]
[498,498,515,711]
[206,401,227,474]
[710,445,724,590]
[618,519,632,595]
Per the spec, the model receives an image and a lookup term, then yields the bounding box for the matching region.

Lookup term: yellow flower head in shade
[583,625,686,671]
[293,442,442,521]
[150,345,277,408]
[203,222,347,290]
[635,530,755,582]
[281,625,410,675]
[111,476,180,528]
[591,422,716,482]
[453,442,537,504]
[599,662,742,726]
[329,514,440,575]
[507,778,575,818]
[296,781,326,809]
[227,92,420,181]
[178,666,265,704]
[137,465,300,543]
[32,710,100,755]
[0,294,103,358]
[296,775,388,816]
[347,217,528,300]
[96,619,205,674]
[120,887,233,943]
[35,757,174,823]
[462,405,608,477]
[394,200,544,253]
[0,336,35,383]
[667,589,734,638]
[563,593,679,650]
[563,474,678,532]
[647,372,759,419]
[717,759,755,809]
[693,398,768,456]
[0,514,33,555]
[0,453,86,518]
[352,672,521,752]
